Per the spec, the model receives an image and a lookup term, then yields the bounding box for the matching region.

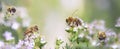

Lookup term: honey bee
[66,16,82,27]
[24,25,39,36]
[4,6,16,20]
[98,32,106,40]
[74,17,82,26]
[6,6,16,16]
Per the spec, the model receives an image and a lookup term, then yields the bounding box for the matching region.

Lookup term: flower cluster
[0,4,46,49]
[16,25,47,49]
[65,16,89,49]
[0,25,47,49]
[64,16,120,49]
[1,2,120,49]
[0,3,31,43]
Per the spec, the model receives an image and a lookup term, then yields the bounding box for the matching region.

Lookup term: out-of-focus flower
[78,33,84,38]
[73,27,78,32]
[115,17,120,27]
[3,31,14,41]
[0,4,34,49]
[91,40,97,46]
[65,27,70,31]
[41,37,46,44]
[11,21,20,30]
[15,40,24,48]
[19,25,46,49]
[24,39,34,48]
[93,20,106,31]
[111,44,118,49]
[87,20,106,35]
[2,44,14,49]
[0,41,4,47]
[87,23,95,35]
[90,20,106,30]
[106,29,117,37]
[16,7,31,27]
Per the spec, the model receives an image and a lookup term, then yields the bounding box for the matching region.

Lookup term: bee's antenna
[71,9,79,17]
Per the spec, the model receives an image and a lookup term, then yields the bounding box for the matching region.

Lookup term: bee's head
[7,6,16,15]
[98,32,106,40]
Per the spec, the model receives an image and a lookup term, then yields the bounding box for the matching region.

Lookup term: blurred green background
[1,0,120,48]
[1,0,120,28]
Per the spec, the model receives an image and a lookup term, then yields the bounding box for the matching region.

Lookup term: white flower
[106,29,117,37]
[65,27,70,32]
[83,23,88,28]
[3,31,14,41]
[65,27,70,30]
[0,41,4,47]
[26,46,33,49]
[87,24,95,35]
[2,44,14,49]
[87,20,106,35]
[24,39,34,48]
[41,37,46,44]
[111,44,118,49]
[28,41,34,48]
[73,27,78,32]
[11,21,20,30]
[91,20,106,31]
[78,33,84,38]
[15,40,24,48]
[91,40,97,46]
[24,40,30,45]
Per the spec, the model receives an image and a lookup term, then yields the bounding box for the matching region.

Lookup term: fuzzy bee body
[7,7,16,13]
[6,7,16,17]
[24,25,39,36]
[66,16,82,27]
[98,32,106,40]
[4,7,16,20]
